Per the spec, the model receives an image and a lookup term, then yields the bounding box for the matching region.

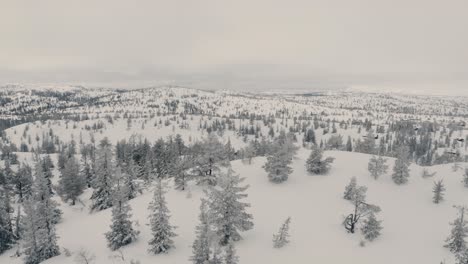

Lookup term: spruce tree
[368,155,389,180]
[361,213,383,241]
[392,146,411,185]
[446,206,468,254]
[58,156,86,205]
[22,199,41,264]
[463,168,468,188]
[205,169,254,245]
[305,145,335,175]
[433,179,446,204]
[148,179,177,254]
[90,138,114,211]
[273,217,291,248]
[190,200,211,264]
[343,177,357,201]
[105,180,139,251]
[14,163,33,202]
[0,186,15,254]
[263,145,293,183]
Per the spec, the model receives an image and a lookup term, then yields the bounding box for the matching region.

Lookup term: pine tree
[343,177,357,201]
[14,163,33,202]
[445,206,468,254]
[22,199,41,264]
[361,213,383,241]
[433,179,446,204]
[392,146,411,185]
[463,168,468,188]
[33,161,61,224]
[346,136,353,152]
[0,186,15,254]
[105,180,139,251]
[368,155,389,180]
[148,179,177,254]
[190,200,211,264]
[273,217,291,248]
[205,169,254,246]
[90,138,114,211]
[58,156,86,205]
[225,240,239,264]
[263,144,293,183]
[306,145,335,175]
[174,156,193,191]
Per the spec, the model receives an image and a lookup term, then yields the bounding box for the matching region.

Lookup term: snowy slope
[1,150,465,264]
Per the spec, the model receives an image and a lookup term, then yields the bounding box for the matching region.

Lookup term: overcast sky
[1,0,468,95]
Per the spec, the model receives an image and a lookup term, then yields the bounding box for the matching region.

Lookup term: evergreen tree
[368,155,389,180]
[105,180,139,251]
[343,177,357,201]
[0,186,15,254]
[463,168,468,188]
[90,138,114,211]
[433,179,446,204]
[225,240,239,264]
[392,146,411,185]
[194,135,230,186]
[272,217,291,248]
[263,144,293,183]
[148,179,177,254]
[445,206,468,254]
[22,199,41,264]
[58,156,86,205]
[361,213,383,241]
[346,136,353,152]
[174,156,193,191]
[33,161,61,224]
[14,163,33,202]
[205,169,254,245]
[305,145,335,175]
[191,200,211,264]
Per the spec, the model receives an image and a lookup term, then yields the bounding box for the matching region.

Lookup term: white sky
[1,0,468,94]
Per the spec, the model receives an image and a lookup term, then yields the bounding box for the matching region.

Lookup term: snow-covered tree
[148,179,177,254]
[174,156,193,191]
[463,168,468,188]
[33,161,61,224]
[90,138,114,211]
[190,200,211,264]
[433,179,446,204]
[392,146,411,185]
[0,186,15,254]
[361,213,383,241]
[305,145,335,175]
[58,156,86,205]
[13,163,33,202]
[445,206,468,254]
[273,217,291,248]
[22,199,41,264]
[193,134,230,186]
[263,144,293,183]
[105,179,139,251]
[368,155,388,180]
[343,177,358,201]
[344,184,380,234]
[355,130,377,154]
[205,169,254,246]
[225,240,239,264]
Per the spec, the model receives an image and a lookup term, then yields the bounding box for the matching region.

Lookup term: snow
[1,149,466,263]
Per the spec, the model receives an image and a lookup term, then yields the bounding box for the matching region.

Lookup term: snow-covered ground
[2,149,466,264]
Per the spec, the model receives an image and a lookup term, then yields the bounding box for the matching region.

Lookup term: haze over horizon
[1,0,468,96]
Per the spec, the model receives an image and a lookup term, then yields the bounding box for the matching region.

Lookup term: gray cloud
[1,0,467,95]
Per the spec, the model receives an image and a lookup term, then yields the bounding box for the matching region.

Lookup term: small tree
[445,206,468,254]
[305,145,335,175]
[263,145,293,183]
[148,179,177,254]
[58,156,86,205]
[361,213,383,241]
[190,200,211,264]
[433,179,446,204]
[344,184,380,234]
[463,168,468,188]
[205,169,254,246]
[343,177,357,201]
[225,240,239,264]
[368,155,388,180]
[105,180,139,251]
[273,217,291,248]
[392,146,411,185]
